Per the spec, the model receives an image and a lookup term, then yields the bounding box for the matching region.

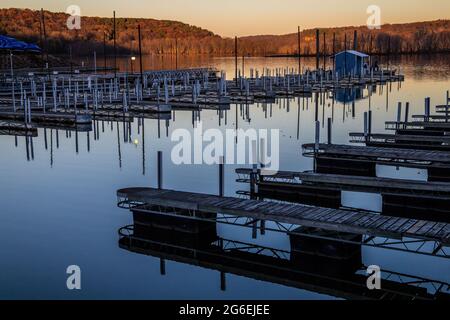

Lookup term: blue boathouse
[334,50,369,77]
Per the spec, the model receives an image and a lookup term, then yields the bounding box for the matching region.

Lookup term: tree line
[1,8,449,57]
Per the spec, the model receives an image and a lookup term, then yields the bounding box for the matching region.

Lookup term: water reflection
[79,54,450,81]
[0,55,449,299]
[118,210,450,300]
[2,77,405,164]
[334,87,365,104]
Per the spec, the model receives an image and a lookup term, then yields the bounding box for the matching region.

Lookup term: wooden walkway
[302,144,450,168]
[350,133,450,143]
[0,121,37,136]
[117,188,450,246]
[294,172,450,193]
[386,121,450,130]
[349,133,450,151]
[0,111,92,124]
[412,115,450,121]
[236,168,450,194]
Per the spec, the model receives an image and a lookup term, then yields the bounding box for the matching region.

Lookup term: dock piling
[446,91,449,122]
[327,117,332,144]
[219,156,224,197]
[315,120,320,152]
[425,97,431,122]
[364,112,368,141]
[252,221,258,239]
[157,151,163,189]
[397,102,402,129]
[405,102,410,123]
[160,259,166,276]
[220,272,226,291]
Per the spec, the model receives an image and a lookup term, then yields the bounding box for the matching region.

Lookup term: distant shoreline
[265,51,450,58]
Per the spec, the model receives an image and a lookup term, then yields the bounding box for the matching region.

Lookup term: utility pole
[323,32,326,70]
[138,25,144,85]
[175,38,178,70]
[41,8,49,75]
[113,11,117,78]
[332,33,336,72]
[103,32,107,72]
[316,29,320,70]
[235,36,238,84]
[297,26,301,73]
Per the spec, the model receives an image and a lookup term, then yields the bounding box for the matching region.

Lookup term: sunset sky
[2,0,450,37]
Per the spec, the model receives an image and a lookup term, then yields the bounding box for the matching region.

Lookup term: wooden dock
[293,172,450,193]
[386,121,450,130]
[236,168,450,196]
[303,144,450,169]
[236,167,450,220]
[302,143,450,182]
[349,132,450,151]
[0,121,37,137]
[385,121,450,132]
[117,188,450,247]
[0,111,92,125]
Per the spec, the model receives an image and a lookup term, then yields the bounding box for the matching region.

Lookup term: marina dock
[235,168,450,221]
[303,144,450,169]
[117,187,450,259]
[0,65,404,130]
[349,133,450,150]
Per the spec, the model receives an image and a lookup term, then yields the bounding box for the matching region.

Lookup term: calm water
[1,55,450,299]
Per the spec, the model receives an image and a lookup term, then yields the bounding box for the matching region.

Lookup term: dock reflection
[118,212,450,300]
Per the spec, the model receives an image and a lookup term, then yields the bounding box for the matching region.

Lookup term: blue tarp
[0,35,41,52]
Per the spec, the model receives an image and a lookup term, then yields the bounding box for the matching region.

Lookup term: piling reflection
[1,75,400,167]
[118,211,450,300]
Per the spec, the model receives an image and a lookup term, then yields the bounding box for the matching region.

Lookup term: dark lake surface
[1,55,450,299]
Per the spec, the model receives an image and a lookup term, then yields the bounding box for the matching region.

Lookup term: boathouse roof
[334,50,369,58]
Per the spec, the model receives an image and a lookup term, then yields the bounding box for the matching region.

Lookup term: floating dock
[349,133,450,151]
[0,121,37,137]
[236,169,450,221]
[116,187,450,259]
[0,111,91,125]
[302,143,450,181]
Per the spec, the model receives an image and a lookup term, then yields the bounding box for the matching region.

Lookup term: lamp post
[131,56,136,74]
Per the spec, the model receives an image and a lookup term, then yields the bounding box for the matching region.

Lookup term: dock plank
[406,221,429,235]
[425,223,447,237]
[416,222,438,236]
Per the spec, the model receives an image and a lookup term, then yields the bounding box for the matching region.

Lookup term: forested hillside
[1,8,449,56]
